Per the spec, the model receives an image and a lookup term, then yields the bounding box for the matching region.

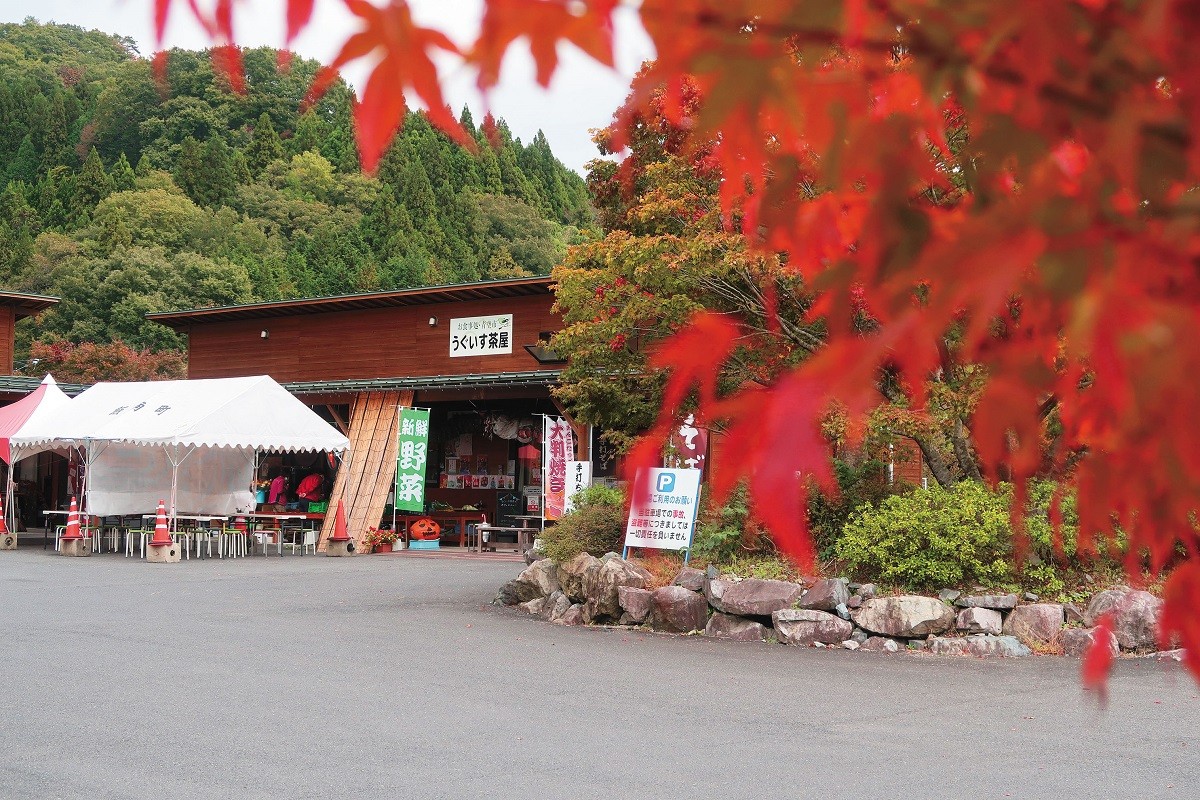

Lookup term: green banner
[395,407,431,513]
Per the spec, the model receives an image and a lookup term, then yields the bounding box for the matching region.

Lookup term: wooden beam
[325,404,349,435]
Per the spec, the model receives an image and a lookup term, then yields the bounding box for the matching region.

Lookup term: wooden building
[0,291,77,525]
[148,277,582,548]
[0,291,59,396]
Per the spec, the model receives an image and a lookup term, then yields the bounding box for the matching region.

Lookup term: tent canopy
[9,376,349,516]
[11,375,348,456]
[0,375,71,463]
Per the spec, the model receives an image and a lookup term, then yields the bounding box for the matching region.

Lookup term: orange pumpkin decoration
[409,517,441,541]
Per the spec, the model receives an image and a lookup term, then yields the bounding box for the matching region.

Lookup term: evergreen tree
[31,93,71,172]
[321,101,358,173]
[230,149,251,185]
[0,182,37,282]
[134,153,154,178]
[458,106,477,139]
[245,112,284,176]
[110,152,136,192]
[73,147,114,215]
[289,111,325,157]
[6,134,38,185]
[197,136,237,208]
[497,145,538,206]
[174,136,205,204]
[476,140,504,194]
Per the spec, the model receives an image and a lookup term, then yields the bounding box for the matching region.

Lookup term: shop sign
[563,460,591,514]
[542,416,574,520]
[623,468,702,551]
[394,407,431,513]
[449,314,513,357]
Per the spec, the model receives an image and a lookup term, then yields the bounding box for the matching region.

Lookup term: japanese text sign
[623,468,702,551]
[543,416,574,521]
[395,407,431,513]
[449,314,513,357]
[563,460,591,514]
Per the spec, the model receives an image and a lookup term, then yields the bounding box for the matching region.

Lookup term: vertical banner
[543,416,574,521]
[563,460,592,514]
[623,468,702,551]
[395,408,431,513]
[665,413,709,477]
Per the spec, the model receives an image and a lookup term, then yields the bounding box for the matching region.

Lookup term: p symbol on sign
[656,473,676,493]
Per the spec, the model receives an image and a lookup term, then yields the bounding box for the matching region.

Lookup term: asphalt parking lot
[3,548,1198,800]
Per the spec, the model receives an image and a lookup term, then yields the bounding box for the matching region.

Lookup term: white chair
[283,528,317,556]
[254,530,277,556]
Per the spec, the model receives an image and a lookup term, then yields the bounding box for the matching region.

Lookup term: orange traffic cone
[324,499,355,556]
[148,499,172,547]
[329,499,349,541]
[61,497,82,540]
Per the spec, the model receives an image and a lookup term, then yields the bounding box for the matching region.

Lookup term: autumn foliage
[26,340,186,384]
[158,0,1200,683]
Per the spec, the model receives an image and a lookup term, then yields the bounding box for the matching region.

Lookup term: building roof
[0,291,59,320]
[0,375,87,396]
[146,277,555,329]
[280,370,560,395]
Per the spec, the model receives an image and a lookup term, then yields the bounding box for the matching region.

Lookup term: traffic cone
[325,499,354,557]
[59,496,90,557]
[329,499,349,541]
[0,495,13,551]
[61,497,82,539]
[146,499,179,563]
[149,500,171,546]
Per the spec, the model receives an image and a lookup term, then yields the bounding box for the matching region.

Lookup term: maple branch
[876,373,955,488]
[638,2,1191,153]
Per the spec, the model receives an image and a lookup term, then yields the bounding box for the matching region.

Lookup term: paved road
[2,548,1197,800]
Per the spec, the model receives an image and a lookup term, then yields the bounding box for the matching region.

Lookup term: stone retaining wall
[496,552,1178,660]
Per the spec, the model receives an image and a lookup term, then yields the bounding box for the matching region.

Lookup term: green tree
[245,111,284,176]
[72,147,114,216]
[6,134,38,185]
[109,152,136,192]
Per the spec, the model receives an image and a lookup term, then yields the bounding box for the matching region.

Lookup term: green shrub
[691,484,754,562]
[835,480,1089,593]
[541,484,626,562]
[808,457,897,560]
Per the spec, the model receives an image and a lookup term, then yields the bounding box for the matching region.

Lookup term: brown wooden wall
[0,306,15,375]
[184,294,562,382]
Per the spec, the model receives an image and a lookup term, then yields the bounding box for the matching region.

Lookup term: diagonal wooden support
[319,390,412,551]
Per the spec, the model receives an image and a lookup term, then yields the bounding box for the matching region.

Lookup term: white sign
[563,460,592,514]
[623,468,702,551]
[449,314,513,357]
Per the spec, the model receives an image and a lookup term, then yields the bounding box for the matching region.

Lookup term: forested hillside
[0,19,594,368]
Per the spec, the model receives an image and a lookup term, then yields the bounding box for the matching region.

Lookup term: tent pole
[169,445,179,533]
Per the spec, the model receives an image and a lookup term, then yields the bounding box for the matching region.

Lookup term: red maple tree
[155,0,1200,684]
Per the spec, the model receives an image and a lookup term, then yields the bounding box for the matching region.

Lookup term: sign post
[394,408,431,515]
[622,467,702,563]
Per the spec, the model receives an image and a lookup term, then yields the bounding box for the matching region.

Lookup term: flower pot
[373,544,392,554]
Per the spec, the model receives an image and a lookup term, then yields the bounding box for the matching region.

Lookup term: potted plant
[364,526,398,553]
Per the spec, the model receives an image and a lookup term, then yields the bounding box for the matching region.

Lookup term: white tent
[10,375,349,517]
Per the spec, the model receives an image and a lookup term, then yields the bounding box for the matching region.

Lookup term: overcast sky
[0,0,655,174]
